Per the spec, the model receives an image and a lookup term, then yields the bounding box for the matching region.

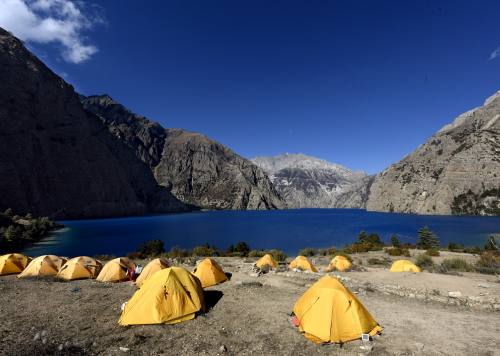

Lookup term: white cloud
[489,47,500,61]
[0,0,103,63]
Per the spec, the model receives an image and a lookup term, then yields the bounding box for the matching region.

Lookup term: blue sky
[1,0,500,173]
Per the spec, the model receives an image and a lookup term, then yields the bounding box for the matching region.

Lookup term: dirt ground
[0,256,499,356]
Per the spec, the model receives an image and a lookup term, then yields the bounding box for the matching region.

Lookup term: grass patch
[415,253,434,270]
[385,247,410,257]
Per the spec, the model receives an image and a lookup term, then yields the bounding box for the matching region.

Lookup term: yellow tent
[18,255,67,278]
[327,255,352,272]
[97,257,135,282]
[0,253,31,275]
[57,256,102,280]
[255,254,278,269]
[119,267,205,326]
[293,275,382,344]
[193,258,228,288]
[135,258,170,288]
[390,259,421,273]
[289,256,318,272]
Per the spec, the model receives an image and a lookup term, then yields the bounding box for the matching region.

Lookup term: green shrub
[426,248,440,257]
[166,246,190,259]
[136,239,165,257]
[227,241,250,256]
[390,234,400,248]
[415,254,434,269]
[248,250,265,258]
[247,249,287,262]
[192,245,218,257]
[299,248,317,257]
[447,242,464,252]
[269,249,287,262]
[322,247,338,256]
[439,258,475,272]
[385,247,410,257]
[475,252,500,274]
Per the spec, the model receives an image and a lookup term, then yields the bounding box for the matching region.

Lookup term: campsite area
[0,254,499,356]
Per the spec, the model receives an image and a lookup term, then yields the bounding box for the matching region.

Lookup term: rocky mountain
[251,154,369,208]
[81,96,285,210]
[366,92,500,215]
[0,28,188,219]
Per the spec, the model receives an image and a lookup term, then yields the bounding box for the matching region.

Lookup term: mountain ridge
[366,90,500,215]
[81,95,285,211]
[252,153,369,209]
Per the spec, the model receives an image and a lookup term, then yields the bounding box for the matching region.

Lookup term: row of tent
[0,253,228,288]
[0,252,424,344]
[257,253,422,273]
[0,253,420,280]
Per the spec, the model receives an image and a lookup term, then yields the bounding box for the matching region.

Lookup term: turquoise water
[23,209,500,257]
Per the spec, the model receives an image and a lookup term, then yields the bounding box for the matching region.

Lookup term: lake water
[23,209,500,257]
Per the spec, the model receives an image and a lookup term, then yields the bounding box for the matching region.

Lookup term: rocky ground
[0,255,499,356]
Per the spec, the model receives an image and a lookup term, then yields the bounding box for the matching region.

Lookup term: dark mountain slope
[81,95,285,210]
[0,28,187,218]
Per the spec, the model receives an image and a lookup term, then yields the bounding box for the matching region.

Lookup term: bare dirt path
[0,258,499,356]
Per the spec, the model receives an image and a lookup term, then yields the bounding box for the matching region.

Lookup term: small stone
[409,293,416,298]
[42,338,47,344]
[249,273,259,278]
[478,283,489,288]
[119,347,130,352]
[41,330,47,337]
[414,342,425,352]
[58,344,64,351]
[219,345,227,352]
[33,332,40,341]
[65,341,71,347]
[448,291,462,298]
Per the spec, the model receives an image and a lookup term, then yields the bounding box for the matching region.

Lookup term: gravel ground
[0,257,499,356]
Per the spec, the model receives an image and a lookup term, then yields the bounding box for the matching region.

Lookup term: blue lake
[23,209,500,257]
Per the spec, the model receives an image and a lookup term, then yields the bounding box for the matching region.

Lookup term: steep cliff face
[0,28,187,218]
[366,92,500,215]
[82,96,285,210]
[252,154,369,208]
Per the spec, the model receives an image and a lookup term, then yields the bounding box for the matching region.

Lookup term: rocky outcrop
[251,154,369,208]
[82,96,285,210]
[366,92,500,215]
[0,28,187,219]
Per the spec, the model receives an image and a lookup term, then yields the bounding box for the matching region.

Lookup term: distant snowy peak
[251,153,365,177]
[251,153,370,209]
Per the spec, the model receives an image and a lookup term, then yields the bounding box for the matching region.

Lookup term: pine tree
[484,236,498,251]
[390,234,400,248]
[358,230,368,243]
[3,225,21,243]
[417,226,440,249]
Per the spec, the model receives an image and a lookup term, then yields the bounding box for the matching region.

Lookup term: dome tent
[390,260,421,273]
[293,275,382,344]
[57,256,102,280]
[97,257,135,282]
[119,267,205,326]
[327,255,352,272]
[135,258,170,288]
[289,255,318,272]
[193,258,228,288]
[0,253,31,275]
[255,254,278,269]
[18,255,66,278]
